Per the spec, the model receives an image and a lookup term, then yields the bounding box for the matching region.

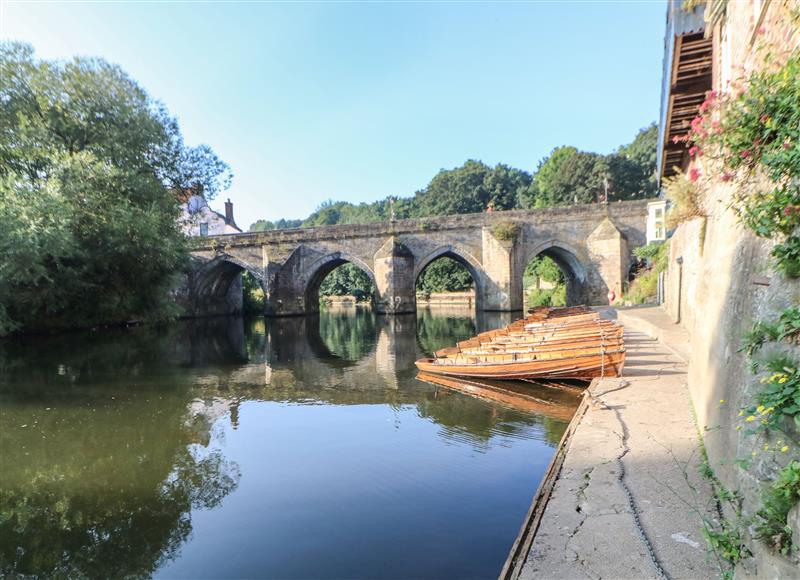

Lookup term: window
[199,222,209,236]
[655,226,664,239]
[655,208,663,219]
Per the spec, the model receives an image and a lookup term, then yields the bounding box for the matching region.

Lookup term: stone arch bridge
[181,200,650,317]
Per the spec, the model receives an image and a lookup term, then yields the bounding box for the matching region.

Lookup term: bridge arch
[521,239,588,306]
[303,251,378,314]
[190,254,266,315]
[414,246,487,311]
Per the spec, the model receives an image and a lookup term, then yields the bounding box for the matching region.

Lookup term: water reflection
[0,306,579,579]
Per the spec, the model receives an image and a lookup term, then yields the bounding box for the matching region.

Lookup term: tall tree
[526,147,609,207]
[0,43,230,334]
[413,160,533,216]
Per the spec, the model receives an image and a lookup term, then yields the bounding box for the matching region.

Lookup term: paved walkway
[519,307,718,580]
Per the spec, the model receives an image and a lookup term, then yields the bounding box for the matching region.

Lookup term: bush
[624,269,659,305]
[755,461,800,556]
[491,221,520,242]
[625,240,670,304]
[664,173,706,228]
[527,285,566,308]
[242,272,265,314]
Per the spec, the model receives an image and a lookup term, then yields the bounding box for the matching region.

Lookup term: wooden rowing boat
[416,349,625,380]
[417,305,626,380]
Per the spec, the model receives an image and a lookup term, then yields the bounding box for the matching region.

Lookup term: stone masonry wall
[663,2,799,575]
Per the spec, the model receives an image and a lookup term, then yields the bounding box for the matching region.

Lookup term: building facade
[180,195,242,237]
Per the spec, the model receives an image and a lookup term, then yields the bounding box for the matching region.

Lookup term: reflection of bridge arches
[414,246,486,311]
[303,252,377,314]
[522,240,588,306]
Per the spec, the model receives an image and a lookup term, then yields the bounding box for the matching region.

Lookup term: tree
[0,43,230,335]
[413,160,533,216]
[319,263,375,302]
[416,258,474,294]
[526,147,609,207]
[611,123,659,199]
[524,125,658,208]
[249,218,302,232]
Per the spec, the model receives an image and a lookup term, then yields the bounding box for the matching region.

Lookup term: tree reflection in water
[0,308,577,578]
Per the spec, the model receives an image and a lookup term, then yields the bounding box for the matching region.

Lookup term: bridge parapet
[182,200,651,317]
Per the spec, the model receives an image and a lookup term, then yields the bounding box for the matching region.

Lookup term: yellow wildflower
[719,399,726,404]
[757,405,765,413]
[746,415,756,422]
[781,445,790,453]
[738,410,745,417]
[779,377,788,384]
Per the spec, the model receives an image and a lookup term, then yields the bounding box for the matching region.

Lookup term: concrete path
[519,308,719,580]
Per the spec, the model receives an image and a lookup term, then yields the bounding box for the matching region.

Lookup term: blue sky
[1,1,666,227]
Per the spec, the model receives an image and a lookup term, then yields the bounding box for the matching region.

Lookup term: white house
[180,195,242,236]
[646,199,667,244]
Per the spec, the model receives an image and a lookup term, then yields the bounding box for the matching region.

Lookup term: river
[0,307,581,579]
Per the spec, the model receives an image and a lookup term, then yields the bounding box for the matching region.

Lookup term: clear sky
[1,1,666,228]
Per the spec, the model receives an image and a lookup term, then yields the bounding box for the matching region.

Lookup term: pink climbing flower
[721,173,734,182]
[689,168,701,182]
[689,146,700,157]
[741,149,751,159]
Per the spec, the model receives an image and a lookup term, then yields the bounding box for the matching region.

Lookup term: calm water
[0,307,580,579]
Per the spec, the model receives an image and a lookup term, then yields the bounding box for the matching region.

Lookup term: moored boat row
[415,306,625,380]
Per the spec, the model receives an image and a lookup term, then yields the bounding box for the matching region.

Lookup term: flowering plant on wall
[685,53,800,277]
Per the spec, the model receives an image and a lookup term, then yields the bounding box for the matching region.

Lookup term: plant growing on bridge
[491,221,520,242]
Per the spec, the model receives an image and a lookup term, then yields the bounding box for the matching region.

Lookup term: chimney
[225,198,234,225]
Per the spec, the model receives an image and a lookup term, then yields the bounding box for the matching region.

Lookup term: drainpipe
[675,256,683,324]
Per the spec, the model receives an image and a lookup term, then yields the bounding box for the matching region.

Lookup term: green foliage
[624,270,659,305]
[524,256,564,287]
[755,461,800,555]
[702,522,748,574]
[523,257,566,307]
[633,241,665,261]
[319,263,375,302]
[241,272,264,314]
[249,218,302,232]
[416,257,473,294]
[523,124,658,208]
[414,160,533,216]
[528,147,609,207]
[689,54,800,278]
[740,321,782,357]
[0,43,230,334]
[527,285,566,308]
[491,221,520,242]
[624,240,670,304]
[742,356,800,433]
[741,307,800,357]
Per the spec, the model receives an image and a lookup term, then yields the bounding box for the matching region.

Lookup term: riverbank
[507,306,719,579]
